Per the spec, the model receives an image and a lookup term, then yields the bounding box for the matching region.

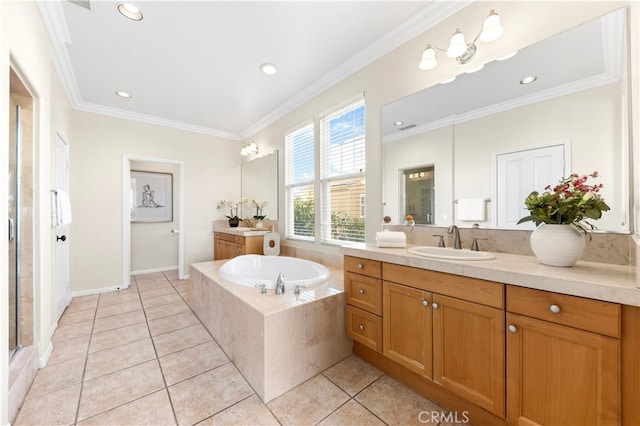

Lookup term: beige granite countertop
[341,244,640,306]
[213,226,270,237]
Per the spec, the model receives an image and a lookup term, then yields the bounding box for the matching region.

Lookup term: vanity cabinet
[505,285,620,425]
[344,256,383,352]
[213,232,263,260]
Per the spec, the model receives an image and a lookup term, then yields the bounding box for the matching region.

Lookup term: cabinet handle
[549,304,561,314]
[359,289,365,295]
[508,324,517,333]
[432,302,439,309]
[359,324,365,331]
[357,263,364,269]
[422,300,429,307]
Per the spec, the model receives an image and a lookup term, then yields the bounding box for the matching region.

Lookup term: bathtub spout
[275,273,286,294]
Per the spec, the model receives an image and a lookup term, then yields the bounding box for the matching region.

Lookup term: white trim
[38,341,53,368]
[131,266,178,276]
[122,155,186,288]
[71,285,125,298]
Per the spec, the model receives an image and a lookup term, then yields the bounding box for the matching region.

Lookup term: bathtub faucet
[275,273,286,294]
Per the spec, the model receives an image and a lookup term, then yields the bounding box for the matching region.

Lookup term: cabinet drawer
[234,236,245,244]
[344,256,382,279]
[506,285,621,338]
[345,272,382,315]
[215,232,235,242]
[346,305,382,353]
[234,245,245,256]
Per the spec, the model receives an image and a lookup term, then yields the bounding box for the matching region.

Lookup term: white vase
[255,219,264,229]
[529,223,586,267]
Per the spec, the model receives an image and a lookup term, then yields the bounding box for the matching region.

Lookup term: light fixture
[115,90,131,98]
[394,121,404,127]
[260,63,277,75]
[497,51,518,61]
[419,10,504,70]
[440,76,456,84]
[117,3,143,21]
[241,141,259,156]
[465,64,484,74]
[520,76,537,85]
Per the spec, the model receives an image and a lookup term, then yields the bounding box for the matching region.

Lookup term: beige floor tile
[159,340,229,385]
[168,363,254,425]
[95,299,143,318]
[267,375,350,425]
[172,282,189,293]
[14,383,81,426]
[135,272,167,281]
[85,337,157,381]
[142,293,184,309]
[163,270,180,280]
[70,294,100,305]
[323,355,383,396]
[99,286,139,299]
[59,308,96,325]
[97,292,140,307]
[148,311,201,336]
[317,399,385,426]
[145,301,190,321]
[52,320,94,343]
[140,286,177,300]
[78,359,165,421]
[64,299,98,314]
[89,322,150,353]
[92,309,146,334]
[77,389,176,426]
[26,356,85,400]
[137,280,172,290]
[200,394,279,425]
[355,375,445,426]
[49,335,90,365]
[153,324,212,357]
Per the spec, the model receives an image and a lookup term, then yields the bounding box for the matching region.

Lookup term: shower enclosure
[8,93,21,359]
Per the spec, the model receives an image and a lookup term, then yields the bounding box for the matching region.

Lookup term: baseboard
[38,341,53,368]
[71,284,127,298]
[131,266,178,275]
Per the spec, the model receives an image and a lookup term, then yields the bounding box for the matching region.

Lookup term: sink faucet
[275,273,286,294]
[448,225,462,249]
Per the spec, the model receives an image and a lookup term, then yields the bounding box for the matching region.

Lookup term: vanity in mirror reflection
[241,150,278,221]
[382,8,629,233]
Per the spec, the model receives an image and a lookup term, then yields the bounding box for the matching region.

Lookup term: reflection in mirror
[381,8,629,233]
[241,150,278,220]
[403,166,435,225]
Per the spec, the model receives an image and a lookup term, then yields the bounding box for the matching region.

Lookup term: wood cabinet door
[506,313,619,425]
[432,294,505,417]
[383,281,432,379]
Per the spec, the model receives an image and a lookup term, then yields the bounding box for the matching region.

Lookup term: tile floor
[14,271,459,426]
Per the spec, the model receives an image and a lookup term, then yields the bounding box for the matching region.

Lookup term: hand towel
[457,198,485,221]
[53,189,72,225]
[376,231,406,248]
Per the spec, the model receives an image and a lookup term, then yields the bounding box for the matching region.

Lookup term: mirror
[382,8,629,232]
[241,150,279,220]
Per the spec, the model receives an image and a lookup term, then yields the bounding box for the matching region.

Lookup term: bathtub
[189,258,351,403]
[218,254,331,289]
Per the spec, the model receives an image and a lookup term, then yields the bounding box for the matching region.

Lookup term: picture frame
[130,170,173,222]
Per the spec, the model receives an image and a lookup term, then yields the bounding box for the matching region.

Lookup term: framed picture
[130,170,173,222]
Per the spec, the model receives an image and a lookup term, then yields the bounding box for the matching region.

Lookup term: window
[320,98,366,244]
[285,122,315,240]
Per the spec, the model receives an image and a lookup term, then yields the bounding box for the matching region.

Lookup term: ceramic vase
[255,219,264,229]
[228,218,240,228]
[530,223,586,267]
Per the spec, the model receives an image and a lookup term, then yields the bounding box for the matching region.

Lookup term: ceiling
[38,0,470,141]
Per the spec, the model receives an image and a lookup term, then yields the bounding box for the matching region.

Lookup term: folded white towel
[52,189,72,226]
[376,231,406,248]
[457,198,486,221]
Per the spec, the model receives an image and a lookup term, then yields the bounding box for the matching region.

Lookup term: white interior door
[54,134,71,319]
[496,143,567,230]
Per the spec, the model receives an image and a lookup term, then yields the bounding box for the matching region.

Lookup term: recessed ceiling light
[394,121,404,127]
[440,76,456,84]
[260,63,277,75]
[497,51,518,61]
[117,3,143,21]
[115,90,132,98]
[520,76,537,85]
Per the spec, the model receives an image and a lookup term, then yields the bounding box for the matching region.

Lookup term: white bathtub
[218,254,331,289]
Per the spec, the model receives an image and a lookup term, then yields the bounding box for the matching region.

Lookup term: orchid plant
[252,199,268,220]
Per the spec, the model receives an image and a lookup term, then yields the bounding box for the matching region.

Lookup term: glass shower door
[8,100,21,359]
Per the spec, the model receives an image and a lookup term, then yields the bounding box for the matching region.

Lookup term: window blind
[285,122,315,240]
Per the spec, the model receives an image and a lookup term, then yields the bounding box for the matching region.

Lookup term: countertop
[213,226,270,237]
[341,244,640,306]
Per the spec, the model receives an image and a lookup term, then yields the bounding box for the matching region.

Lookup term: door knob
[57,235,67,242]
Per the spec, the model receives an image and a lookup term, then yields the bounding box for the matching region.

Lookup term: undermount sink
[408,246,496,261]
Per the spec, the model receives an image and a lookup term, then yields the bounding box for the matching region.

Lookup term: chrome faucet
[448,225,462,249]
[275,273,286,294]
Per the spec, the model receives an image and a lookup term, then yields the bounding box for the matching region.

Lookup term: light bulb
[419,46,437,70]
[479,10,503,42]
[447,29,467,58]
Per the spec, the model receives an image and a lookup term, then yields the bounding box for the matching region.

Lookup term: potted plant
[517,172,610,266]
[217,199,240,227]
[252,199,268,229]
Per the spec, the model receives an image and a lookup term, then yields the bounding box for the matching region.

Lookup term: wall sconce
[241,141,259,156]
[419,10,504,70]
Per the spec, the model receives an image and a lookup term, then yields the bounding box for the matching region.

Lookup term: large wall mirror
[241,150,279,220]
[382,8,630,233]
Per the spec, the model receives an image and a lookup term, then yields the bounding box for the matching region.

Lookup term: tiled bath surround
[189,261,352,402]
